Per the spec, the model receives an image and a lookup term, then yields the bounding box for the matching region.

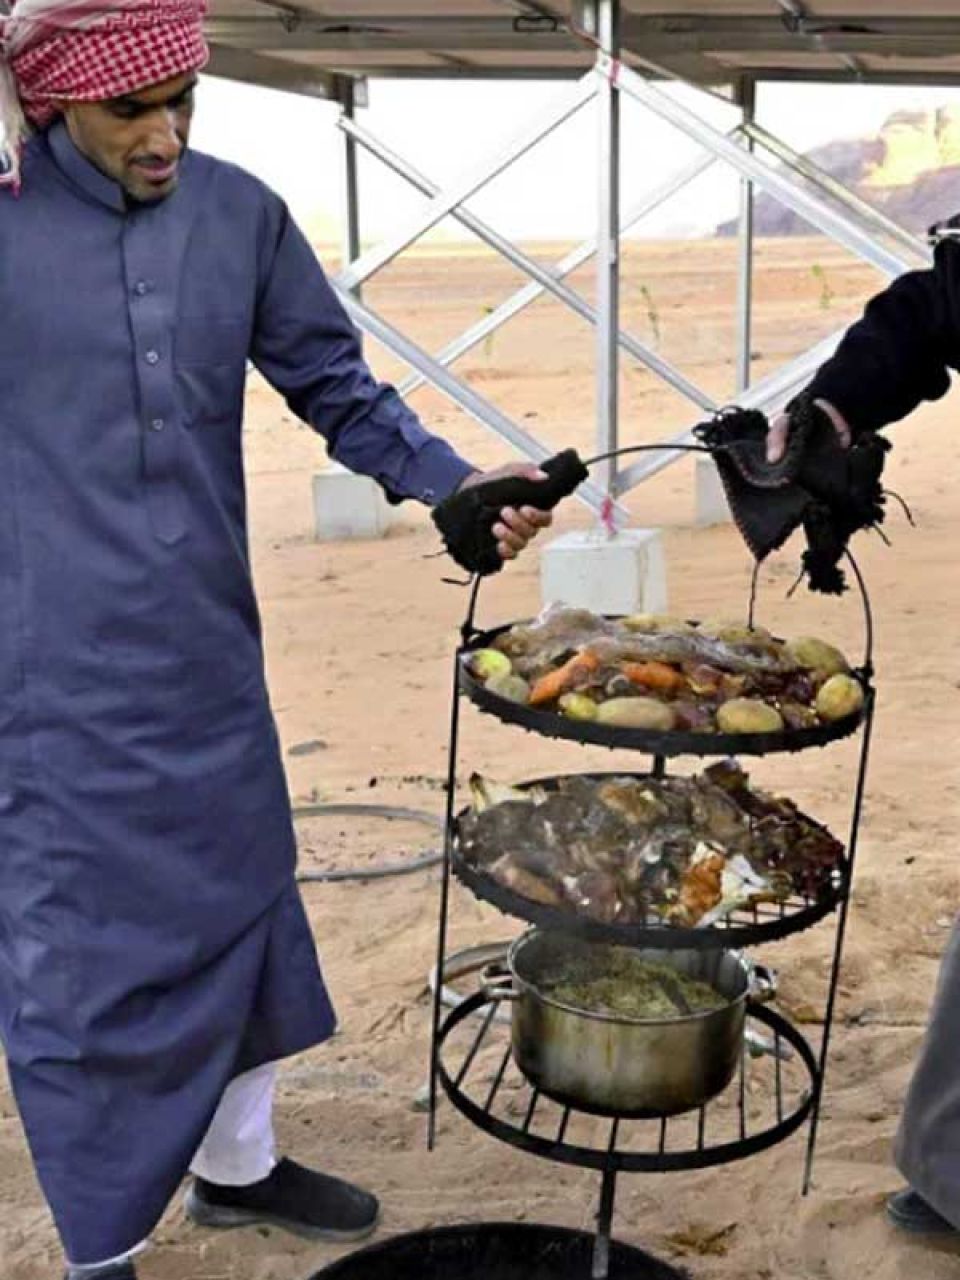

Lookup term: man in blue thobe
[0,4,552,1277]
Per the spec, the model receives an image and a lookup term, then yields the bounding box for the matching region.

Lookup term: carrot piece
[621,660,687,695]
[529,650,601,706]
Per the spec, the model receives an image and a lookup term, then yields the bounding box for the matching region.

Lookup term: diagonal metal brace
[335,72,598,293]
[613,329,845,496]
[339,113,717,412]
[743,121,929,266]
[333,286,625,523]
[607,56,918,281]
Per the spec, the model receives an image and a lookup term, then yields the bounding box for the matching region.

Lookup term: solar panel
[205,1,960,94]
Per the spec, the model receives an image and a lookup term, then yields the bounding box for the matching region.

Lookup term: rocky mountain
[718,106,960,237]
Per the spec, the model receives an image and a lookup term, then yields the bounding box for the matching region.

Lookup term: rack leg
[592,1168,618,1280]
[803,694,877,1191]
[428,651,466,1150]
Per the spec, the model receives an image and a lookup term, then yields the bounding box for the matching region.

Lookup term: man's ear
[55,101,79,135]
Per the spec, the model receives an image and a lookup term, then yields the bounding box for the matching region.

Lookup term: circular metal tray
[460,623,871,758]
[437,992,818,1175]
[453,772,847,950]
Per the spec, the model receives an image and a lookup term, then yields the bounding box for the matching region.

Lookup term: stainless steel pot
[483,930,776,1118]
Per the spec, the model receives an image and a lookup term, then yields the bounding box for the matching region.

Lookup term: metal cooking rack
[427,559,877,1280]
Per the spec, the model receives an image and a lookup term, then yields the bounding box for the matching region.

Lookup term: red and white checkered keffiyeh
[0,0,209,189]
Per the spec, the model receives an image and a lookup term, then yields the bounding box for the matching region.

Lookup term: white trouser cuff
[66,1239,147,1274]
[189,1061,278,1187]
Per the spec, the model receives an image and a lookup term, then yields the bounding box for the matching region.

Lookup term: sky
[190,73,960,246]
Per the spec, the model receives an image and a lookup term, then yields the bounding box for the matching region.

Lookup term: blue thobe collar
[49,122,127,214]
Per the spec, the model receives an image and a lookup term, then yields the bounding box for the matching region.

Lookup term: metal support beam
[743,121,928,264]
[334,288,623,523]
[615,329,845,497]
[736,77,756,395]
[609,57,921,280]
[339,114,716,411]
[204,44,338,98]
[594,0,621,503]
[205,14,577,53]
[338,78,363,298]
[219,22,939,526]
[335,72,597,293]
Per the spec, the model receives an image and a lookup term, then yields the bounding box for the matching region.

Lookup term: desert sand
[2,237,959,1280]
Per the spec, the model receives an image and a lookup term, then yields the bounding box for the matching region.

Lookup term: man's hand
[458,464,555,561]
[767,399,852,463]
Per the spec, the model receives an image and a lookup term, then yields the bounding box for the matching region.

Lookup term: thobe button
[150,418,166,432]
[145,350,161,366]
[134,281,151,297]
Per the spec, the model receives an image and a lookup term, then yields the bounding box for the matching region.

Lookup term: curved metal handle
[480,962,522,1003]
[745,1028,794,1062]
[747,963,778,1006]
[844,549,875,677]
[460,518,875,678]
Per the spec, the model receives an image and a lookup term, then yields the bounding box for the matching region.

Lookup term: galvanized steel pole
[594,0,622,508]
[339,77,363,299]
[736,77,757,394]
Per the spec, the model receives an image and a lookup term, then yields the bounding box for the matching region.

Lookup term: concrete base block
[540,528,667,616]
[312,463,392,541]
[695,458,731,527]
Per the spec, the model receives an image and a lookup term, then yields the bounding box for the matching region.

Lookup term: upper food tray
[463,611,875,757]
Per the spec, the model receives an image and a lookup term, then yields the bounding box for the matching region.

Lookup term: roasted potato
[716,698,784,734]
[698,619,773,645]
[622,613,694,634]
[486,672,531,704]
[815,673,865,722]
[558,692,599,722]
[469,648,513,681]
[785,636,849,679]
[595,697,677,731]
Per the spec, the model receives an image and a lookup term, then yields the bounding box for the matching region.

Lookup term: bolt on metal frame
[327,0,931,517]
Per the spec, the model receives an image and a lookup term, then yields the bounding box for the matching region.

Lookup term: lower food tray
[311,1222,691,1279]
[453,772,847,950]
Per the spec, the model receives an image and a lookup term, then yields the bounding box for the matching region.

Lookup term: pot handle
[747,963,778,1005]
[481,962,522,1003]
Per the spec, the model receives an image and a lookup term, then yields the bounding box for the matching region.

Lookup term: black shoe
[886,1187,959,1236]
[185,1157,380,1243]
[64,1265,137,1280]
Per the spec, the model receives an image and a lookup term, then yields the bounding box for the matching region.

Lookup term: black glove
[431,449,589,577]
[695,395,890,594]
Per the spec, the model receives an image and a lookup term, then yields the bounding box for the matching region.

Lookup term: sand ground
[2,237,959,1280]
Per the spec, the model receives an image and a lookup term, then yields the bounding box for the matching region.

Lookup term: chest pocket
[175,317,250,426]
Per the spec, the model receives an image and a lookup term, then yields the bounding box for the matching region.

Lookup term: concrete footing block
[695,458,731,527]
[540,528,668,616]
[312,463,392,542]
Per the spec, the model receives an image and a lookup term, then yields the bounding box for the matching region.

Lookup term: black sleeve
[807,238,960,434]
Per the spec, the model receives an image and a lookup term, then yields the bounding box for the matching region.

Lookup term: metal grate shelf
[460,625,872,759]
[452,770,848,950]
[437,992,819,1175]
[452,847,846,951]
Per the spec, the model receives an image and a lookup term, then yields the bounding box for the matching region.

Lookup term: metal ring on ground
[294,802,444,883]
